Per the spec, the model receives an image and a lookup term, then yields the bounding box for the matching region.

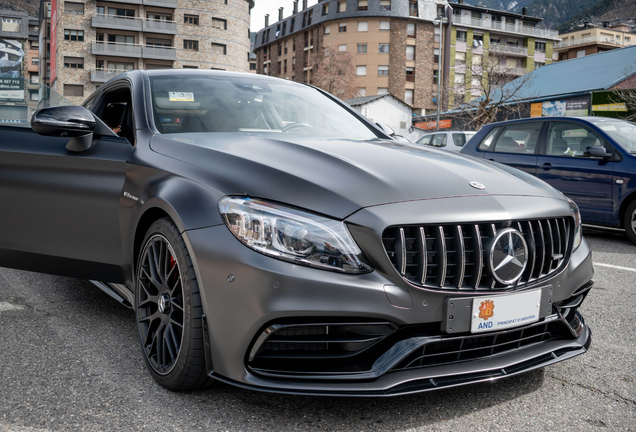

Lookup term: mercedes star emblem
[488,228,528,285]
[469,181,485,190]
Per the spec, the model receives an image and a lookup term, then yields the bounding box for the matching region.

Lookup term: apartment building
[0,9,39,124]
[39,0,253,104]
[555,24,635,61]
[253,0,448,114]
[448,1,560,104]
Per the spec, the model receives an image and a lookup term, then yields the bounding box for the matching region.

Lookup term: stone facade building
[39,0,253,105]
[253,0,448,115]
[554,24,635,62]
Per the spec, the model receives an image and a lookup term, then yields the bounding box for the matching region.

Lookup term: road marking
[594,263,636,273]
[0,302,25,312]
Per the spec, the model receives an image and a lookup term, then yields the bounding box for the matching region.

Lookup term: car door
[480,121,545,176]
[536,121,616,221]
[0,87,134,282]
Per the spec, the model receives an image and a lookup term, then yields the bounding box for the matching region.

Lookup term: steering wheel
[281,122,315,133]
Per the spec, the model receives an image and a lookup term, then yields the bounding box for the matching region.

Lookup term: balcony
[92,41,142,58]
[142,0,177,8]
[554,35,634,49]
[92,15,142,32]
[90,69,124,82]
[104,0,142,4]
[490,42,528,56]
[498,66,527,76]
[142,45,176,60]
[451,15,559,39]
[143,19,177,34]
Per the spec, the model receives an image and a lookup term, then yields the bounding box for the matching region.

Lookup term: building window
[406,67,414,82]
[277,61,281,75]
[183,40,198,51]
[357,65,367,76]
[278,43,282,56]
[339,23,347,32]
[409,1,418,17]
[378,65,389,75]
[535,61,545,69]
[284,59,287,73]
[63,56,84,68]
[471,76,481,89]
[358,0,368,10]
[455,52,465,65]
[379,43,389,53]
[379,21,390,31]
[577,49,585,58]
[358,88,366,96]
[285,41,289,54]
[1,18,21,32]
[250,63,256,70]
[406,45,415,61]
[405,89,414,104]
[338,44,347,51]
[32,58,39,65]
[292,56,296,70]
[63,84,83,97]
[64,2,84,14]
[184,15,199,25]
[473,54,482,66]
[434,48,439,63]
[380,0,391,11]
[433,70,439,85]
[357,43,367,53]
[535,41,546,53]
[338,0,346,13]
[212,18,227,30]
[407,23,416,38]
[358,21,368,32]
[64,29,84,42]
[212,43,227,55]
[30,90,39,101]
[324,25,330,34]
[322,4,329,15]
[377,87,388,94]
[456,31,467,42]
[455,73,465,84]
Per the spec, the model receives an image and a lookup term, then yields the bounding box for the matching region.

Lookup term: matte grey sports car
[0,70,593,396]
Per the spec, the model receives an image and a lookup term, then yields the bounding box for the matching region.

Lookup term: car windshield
[590,119,636,153]
[149,74,379,140]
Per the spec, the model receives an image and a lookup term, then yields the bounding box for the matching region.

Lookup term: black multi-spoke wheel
[135,218,213,390]
[625,200,636,245]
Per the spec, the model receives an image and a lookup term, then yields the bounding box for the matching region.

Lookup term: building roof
[346,93,413,109]
[492,45,636,104]
[448,1,542,23]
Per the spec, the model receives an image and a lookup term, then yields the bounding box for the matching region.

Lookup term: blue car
[461,116,636,244]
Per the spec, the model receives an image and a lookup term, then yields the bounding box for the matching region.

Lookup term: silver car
[416,131,477,152]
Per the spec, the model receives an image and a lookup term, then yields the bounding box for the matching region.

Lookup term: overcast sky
[250,0,320,32]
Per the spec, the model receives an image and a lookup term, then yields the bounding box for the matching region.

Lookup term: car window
[431,134,447,147]
[417,134,433,145]
[452,132,475,147]
[492,122,543,154]
[544,122,607,157]
[91,87,135,145]
[478,127,500,151]
[589,119,636,153]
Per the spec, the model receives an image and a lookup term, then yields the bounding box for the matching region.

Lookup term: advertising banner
[592,103,628,112]
[0,39,25,101]
[530,103,542,118]
[541,98,589,117]
[415,119,452,130]
[51,0,57,83]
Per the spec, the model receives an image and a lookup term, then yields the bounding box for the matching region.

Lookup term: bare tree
[448,52,536,130]
[609,66,636,121]
[310,43,360,100]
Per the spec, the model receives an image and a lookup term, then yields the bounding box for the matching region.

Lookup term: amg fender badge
[123,191,139,201]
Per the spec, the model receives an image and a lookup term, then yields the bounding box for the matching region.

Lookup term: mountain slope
[558,0,636,31]
[0,0,39,17]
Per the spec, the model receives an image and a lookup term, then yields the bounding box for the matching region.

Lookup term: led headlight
[219,197,373,274]
[562,193,582,251]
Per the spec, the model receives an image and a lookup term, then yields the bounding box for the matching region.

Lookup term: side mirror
[584,146,610,158]
[32,106,96,152]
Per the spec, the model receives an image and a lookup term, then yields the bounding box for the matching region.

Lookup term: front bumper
[184,195,594,396]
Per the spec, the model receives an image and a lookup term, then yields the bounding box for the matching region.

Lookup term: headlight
[219,197,373,274]
[562,194,582,251]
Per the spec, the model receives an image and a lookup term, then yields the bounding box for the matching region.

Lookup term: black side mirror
[584,146,610,158]
[32,106,96,152]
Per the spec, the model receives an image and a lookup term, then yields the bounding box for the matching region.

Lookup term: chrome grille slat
[383,218,573,292]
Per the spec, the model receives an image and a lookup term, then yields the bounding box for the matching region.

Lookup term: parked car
[415,130,477,152]
[0,71,594,396]
[461,117,636,244]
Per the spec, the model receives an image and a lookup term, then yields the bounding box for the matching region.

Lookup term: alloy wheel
[136,234,185,375]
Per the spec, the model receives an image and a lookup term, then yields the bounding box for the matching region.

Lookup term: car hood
[150,133,563,219]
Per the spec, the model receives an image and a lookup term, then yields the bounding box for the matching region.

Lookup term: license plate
[471,289,541,333]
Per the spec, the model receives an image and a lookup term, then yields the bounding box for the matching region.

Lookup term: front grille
[391,320,569,371]
[382,218,572,291]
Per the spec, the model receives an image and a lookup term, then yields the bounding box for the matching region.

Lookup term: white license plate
[471,289,542,333]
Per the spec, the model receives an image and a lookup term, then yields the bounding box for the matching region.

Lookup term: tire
[625,200,636,245]
[135,217,213,390]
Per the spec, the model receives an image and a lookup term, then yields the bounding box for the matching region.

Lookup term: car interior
[546,123,605,157]
[91,87,135,145]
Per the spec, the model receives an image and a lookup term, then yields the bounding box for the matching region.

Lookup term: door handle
[541,163,552,170]
[489,158,495,161]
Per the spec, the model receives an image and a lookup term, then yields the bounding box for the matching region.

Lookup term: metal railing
[92,14,143,31]
[92,41,142,57]
[498,66,527,76]
[143,19,177,34]
[490,42,528,55]
[142,0,177,7]
[452,15,559,39]
[554,35,635,49]
[90,69,125,82]
[142,45,177,60]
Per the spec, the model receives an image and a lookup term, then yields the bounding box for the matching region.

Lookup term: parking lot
[0,226,634,432]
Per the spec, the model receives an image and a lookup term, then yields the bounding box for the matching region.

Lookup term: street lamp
[433,7,448,132]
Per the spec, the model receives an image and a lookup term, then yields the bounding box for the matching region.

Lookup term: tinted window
[493,122,543,154]
[478,127,500,151]
[452,132,475,147]
[431,133,447,147]
[544,122,607,157]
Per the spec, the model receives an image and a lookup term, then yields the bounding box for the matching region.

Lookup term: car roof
[485,116,610,128]
[420,130,476,135]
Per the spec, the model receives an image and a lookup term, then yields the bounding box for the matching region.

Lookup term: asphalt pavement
[0,227,634,432]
